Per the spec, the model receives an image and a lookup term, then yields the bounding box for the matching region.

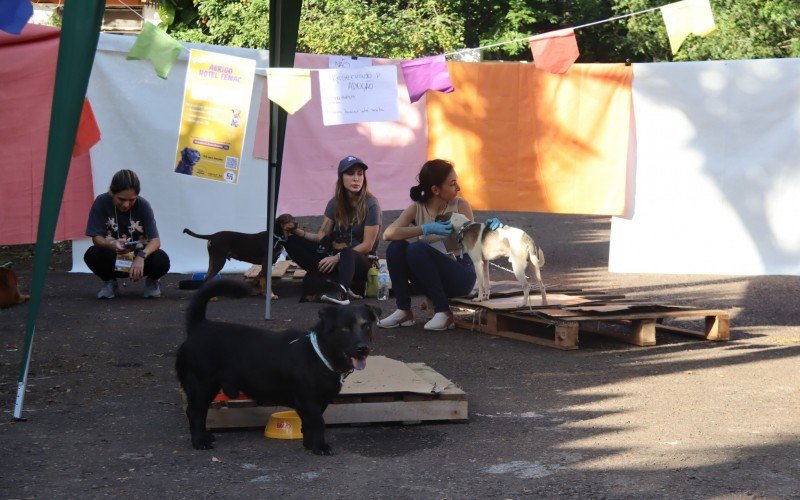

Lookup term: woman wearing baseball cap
[283,156,382,305]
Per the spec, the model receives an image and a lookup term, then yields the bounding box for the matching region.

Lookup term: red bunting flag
[528,28,580,74]
[72,99,101,158]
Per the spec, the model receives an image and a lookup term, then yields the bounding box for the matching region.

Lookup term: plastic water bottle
[377,262,391,301]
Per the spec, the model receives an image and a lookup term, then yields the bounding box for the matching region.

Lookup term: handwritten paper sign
[173,49,255,184]
[318,65,399,126]
[328,55,373,69]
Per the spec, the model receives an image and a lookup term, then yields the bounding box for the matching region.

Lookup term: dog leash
[305,331,351,384]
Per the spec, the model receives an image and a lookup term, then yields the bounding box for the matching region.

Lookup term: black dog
[175,147,202,176]
[175,279,380,455]
[183,214,297,291]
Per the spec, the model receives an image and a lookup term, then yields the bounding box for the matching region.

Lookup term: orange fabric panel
[426,62,632,215]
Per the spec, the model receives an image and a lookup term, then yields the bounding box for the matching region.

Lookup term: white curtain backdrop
[72,34,270,274]
[610,58,800,275]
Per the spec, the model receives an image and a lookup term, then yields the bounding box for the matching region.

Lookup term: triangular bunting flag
[0,0,33,35]
[126,22,185,79]
[266,68,312,114]
[528,28,580,74]
[73,99,101,158]
[400,54,454,104]
[661,0,716,55]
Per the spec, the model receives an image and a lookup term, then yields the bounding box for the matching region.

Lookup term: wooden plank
[546,308,729,322]
[205,398,468,429]
[198,361,468,429]
[271,260,291,278]
[406,362,467,401]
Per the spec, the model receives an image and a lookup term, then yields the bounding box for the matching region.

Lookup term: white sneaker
[424,312,455,331]
[378,309,415,329]
[97,279,118,299]
[143,278,161,298]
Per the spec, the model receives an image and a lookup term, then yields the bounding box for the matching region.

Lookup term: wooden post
[631,319,657,346]
[705,314,730,341]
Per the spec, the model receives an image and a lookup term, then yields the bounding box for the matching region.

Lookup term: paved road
[1,211,798,498]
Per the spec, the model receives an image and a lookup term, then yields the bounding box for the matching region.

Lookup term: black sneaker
[320,285,350,306]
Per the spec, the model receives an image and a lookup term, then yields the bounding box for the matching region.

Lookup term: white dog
[445,213,547,307]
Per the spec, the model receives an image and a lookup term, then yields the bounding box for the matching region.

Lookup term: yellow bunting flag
[661,0,716,54]
[267,68,312,114]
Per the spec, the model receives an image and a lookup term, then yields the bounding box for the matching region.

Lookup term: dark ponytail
[109,169,141,195]
[410,159,454,203]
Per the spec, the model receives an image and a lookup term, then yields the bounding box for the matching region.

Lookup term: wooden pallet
[244,261,307,282]
[185,359,468,430]
[452,295,730,350]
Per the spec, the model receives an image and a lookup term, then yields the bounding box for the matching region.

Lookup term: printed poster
[174,49,256,184]
[318,65,399,126]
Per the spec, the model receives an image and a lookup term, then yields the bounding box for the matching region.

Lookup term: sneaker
[378,309,415,329]
[424,311,455,331]
[320,286,350,305]
[97,279,118,299]
[143,278,161,298]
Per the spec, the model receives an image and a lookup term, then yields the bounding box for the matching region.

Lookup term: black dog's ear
[365,305,381,323]
[318,305,338,322]
[435,212,453,223]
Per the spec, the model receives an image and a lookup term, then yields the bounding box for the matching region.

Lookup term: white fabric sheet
[72,34,270,274]
[610,58,800,275]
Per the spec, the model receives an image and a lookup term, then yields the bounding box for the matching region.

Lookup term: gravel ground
[1,211,798,499]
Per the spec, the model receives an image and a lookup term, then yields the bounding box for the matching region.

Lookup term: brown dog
[183,214,297,297]
[0,267,29,309]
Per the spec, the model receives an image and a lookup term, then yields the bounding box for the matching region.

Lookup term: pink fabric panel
[0,24,94,244]
[254,53,429,216]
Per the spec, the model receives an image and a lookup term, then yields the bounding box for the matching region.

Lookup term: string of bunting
[1,0,717,114]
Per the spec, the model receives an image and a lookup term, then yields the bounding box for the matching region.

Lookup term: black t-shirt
[85,193,159,243]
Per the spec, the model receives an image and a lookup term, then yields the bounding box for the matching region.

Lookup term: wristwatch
[134,249,147,259]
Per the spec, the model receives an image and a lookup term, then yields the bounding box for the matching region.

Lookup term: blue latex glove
[421,220,453,236]
[485,217,504,230]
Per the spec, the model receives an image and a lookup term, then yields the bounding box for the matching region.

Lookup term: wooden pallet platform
[185,358,468,430]
[452,295,730,350]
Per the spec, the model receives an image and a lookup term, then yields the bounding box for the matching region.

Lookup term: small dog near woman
[183,214,297,298]
[443,212,547,307]
[176,279,380,455]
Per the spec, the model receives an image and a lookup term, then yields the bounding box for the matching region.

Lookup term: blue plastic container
[192,272,222,282]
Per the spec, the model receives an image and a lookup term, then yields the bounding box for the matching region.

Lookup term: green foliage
[158,0,800,62]
[614,0,800,61]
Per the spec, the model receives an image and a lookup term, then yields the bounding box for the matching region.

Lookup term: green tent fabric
[14,1,106,420]
[126,21,185,79]
[264,0,302,319]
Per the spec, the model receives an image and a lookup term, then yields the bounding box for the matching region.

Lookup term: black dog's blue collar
[306,331,350,384]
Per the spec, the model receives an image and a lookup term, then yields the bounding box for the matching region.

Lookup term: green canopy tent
[14,0,302,419]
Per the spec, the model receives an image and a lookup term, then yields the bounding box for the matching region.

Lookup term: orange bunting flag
[72,99,101,158]
[528,28,580,74]
[661,0,716,54]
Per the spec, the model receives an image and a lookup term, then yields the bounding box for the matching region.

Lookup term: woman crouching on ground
[378,159,476,331]
[84,169,170,299]
[283,156,381,305]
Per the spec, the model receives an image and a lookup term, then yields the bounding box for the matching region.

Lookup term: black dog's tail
[183,228,213,240]
[186,279,250,330]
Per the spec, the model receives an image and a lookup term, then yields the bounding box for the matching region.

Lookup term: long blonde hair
[332,173,372,227]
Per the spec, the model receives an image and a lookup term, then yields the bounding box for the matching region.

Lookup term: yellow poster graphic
[174,49,256,184]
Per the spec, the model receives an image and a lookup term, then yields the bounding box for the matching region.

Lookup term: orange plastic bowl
[264,411,303,440]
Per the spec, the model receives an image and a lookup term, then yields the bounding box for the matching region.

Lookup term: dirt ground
[1,211,799,499]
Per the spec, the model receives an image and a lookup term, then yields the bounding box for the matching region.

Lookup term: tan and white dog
[444,213,547,307]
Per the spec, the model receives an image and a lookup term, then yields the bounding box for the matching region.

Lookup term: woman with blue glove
[378,159,476,330]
